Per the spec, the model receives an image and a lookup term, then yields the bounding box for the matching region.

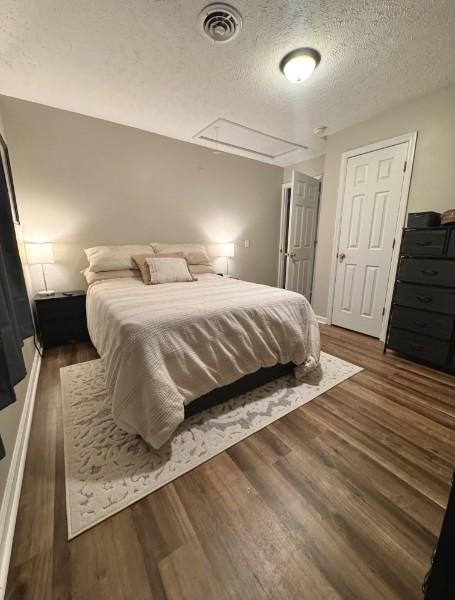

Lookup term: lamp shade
[212,242,235,258]
[25,242,54,265]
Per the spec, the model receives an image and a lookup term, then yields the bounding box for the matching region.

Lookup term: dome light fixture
[280,47,321,83]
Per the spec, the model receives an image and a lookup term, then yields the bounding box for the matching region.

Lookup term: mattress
[86,274,320,448]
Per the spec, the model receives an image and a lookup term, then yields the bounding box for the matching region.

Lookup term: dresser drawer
[390,306,454,340]
[401,229,447,256]
[398,258,455,287]
[388,328,451,367]
[395,283,455,314]
[448,229,455,258]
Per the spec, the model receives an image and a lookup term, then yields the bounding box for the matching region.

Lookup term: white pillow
[151,243,211,265]
[84,245,152,272]
[146,257,194,284]
[81,268,141,285]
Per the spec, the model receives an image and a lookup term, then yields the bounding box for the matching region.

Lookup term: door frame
[326,131,418,341]
[277,183,292,287]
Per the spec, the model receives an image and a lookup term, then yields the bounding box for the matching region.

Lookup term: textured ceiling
[0,1,455,166]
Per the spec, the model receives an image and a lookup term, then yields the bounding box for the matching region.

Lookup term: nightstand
[34,290,89,348]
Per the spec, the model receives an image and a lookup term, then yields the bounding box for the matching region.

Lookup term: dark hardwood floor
[6,325,455,599]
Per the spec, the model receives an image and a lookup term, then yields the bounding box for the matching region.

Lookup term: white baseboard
[316,315,328,324]
[0,348,42,599]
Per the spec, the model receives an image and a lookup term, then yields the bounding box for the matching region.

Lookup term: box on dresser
[384,227,455,373]
[406,211,441,228]
[448,228,455,256]
[34,290,89,348]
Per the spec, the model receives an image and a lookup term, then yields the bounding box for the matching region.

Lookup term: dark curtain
[0,135,34,458]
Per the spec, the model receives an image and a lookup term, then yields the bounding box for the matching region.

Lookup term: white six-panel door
[285,171,320,299]
[331,142,408,337]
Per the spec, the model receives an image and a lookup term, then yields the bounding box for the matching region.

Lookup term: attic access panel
[194,118,307,159]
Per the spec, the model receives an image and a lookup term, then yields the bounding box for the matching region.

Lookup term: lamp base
[37,289,55,297]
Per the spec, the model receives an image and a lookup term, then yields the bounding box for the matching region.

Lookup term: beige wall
[0,97,283,291]
[3,84,454,322]
[282,154,325,183]
[312,84,455,318]
[0,110,35,513]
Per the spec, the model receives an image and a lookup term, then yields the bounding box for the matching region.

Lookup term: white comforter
[86,275,320,448]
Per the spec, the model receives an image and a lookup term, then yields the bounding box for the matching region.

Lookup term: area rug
[60,352,362,538]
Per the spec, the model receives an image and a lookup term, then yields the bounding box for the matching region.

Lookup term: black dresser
[34,290,89,349]
[384,227,455,372]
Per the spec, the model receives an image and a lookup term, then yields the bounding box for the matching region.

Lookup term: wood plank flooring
[6,325,455,599]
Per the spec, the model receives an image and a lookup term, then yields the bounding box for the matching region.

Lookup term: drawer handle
[416,296,432,303]
[409,342,425,351]
[416,241,433,246]
[412,320,428,328]
[421,269,439,276]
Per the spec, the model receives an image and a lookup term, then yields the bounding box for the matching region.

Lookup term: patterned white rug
[60,352,362,539]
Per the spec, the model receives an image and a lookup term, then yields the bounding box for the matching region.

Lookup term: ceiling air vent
[199,3,242,43]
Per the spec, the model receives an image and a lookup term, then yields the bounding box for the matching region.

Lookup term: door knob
[289,251,296,258]
[337,252,346,262]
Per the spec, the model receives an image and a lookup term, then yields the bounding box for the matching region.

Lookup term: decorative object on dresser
[441,208,455,226]
[384,226,455,372]
[34,290,89,349]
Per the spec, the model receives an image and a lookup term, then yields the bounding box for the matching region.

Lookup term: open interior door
[284,170,320,300]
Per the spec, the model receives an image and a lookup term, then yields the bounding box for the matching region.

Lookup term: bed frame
[184,362,294,418]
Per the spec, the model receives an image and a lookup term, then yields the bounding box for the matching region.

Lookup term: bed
[86,273,320,448]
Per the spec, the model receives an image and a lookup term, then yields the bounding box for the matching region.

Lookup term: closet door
[331,142,408,337]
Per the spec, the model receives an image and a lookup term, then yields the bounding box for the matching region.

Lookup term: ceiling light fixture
[280,48,321,83]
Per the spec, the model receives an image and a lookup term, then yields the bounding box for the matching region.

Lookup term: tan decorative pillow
[132,252,185,284]
[84,245,152,272]
[81,268,141,285]
[189,264,216,275]
[151,243,211,266]
[146,257,194,285]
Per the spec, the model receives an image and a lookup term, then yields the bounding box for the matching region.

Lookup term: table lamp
[213,242,235,276]
[25,242,55,296]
